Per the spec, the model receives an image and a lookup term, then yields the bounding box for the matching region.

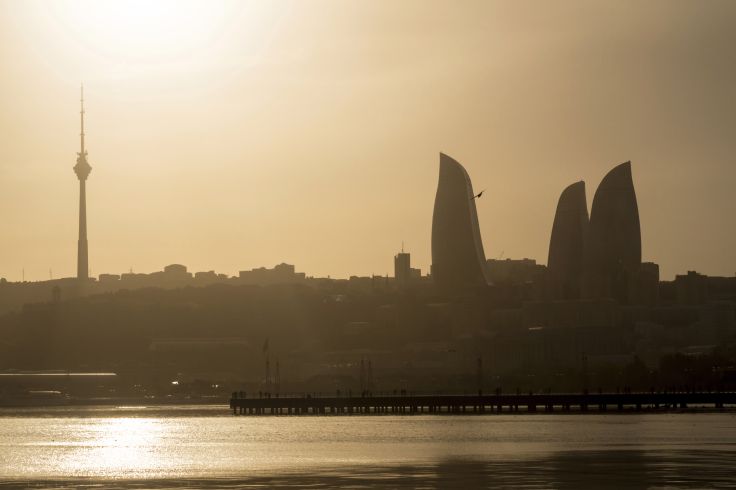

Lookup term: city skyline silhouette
[1,89,732,284]
[0,4,735,487]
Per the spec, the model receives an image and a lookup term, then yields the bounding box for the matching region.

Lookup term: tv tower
[73,85,92,280]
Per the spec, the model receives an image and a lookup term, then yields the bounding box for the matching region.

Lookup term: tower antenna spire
[80,84,85,155]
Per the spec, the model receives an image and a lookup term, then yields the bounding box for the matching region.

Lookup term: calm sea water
[0,405,734,488]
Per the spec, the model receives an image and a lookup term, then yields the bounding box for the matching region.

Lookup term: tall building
[394,249,411,289]
[547,181,589,299]
[583,161,641,302]
[73,85,92,280]
[431,152,491,290]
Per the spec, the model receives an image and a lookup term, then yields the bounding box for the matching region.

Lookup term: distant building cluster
[239,263,306,285]
[0,153,732,315]
[425,153,735,373]
[1,132,735,395]
[3,89,736,403]
[428,156,654,304]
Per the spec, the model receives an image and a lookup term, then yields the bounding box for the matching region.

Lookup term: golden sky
[0,0,734,281]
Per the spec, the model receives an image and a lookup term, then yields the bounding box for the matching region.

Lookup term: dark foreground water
[0,405,734,488]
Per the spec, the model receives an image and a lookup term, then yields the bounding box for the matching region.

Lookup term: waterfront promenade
[230,391,736,415]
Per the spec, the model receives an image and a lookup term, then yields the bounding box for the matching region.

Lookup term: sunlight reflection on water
[58,418,166,478]
[0,406,734,487]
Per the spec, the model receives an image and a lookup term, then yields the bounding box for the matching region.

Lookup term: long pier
[230,392,736,415]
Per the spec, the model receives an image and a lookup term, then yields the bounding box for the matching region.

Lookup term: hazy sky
[0,0,734,281]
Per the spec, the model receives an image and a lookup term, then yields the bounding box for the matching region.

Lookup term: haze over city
[3,2,736,487]
[1,0,734,282]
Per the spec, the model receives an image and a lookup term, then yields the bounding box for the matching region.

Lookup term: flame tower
[73,85,91,280]
[583,161,641,301]
[431,153,491,291]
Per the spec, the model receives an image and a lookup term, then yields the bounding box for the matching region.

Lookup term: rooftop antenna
[367,359,373,391]
[476,356,483,394]
[265,355,271,390]
[401,241,404,253]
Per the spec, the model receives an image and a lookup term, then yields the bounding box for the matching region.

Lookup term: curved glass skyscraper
[431,153,491,291]
[583,161,642,301]
[548,181,589,299]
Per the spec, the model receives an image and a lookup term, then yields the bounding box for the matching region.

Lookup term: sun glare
[9,0,283,84]
[47,0,236,63]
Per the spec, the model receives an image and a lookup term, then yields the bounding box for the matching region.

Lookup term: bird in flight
[471,189,485,200]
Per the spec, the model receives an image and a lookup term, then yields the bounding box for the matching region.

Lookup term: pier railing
[229,391,736,415]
